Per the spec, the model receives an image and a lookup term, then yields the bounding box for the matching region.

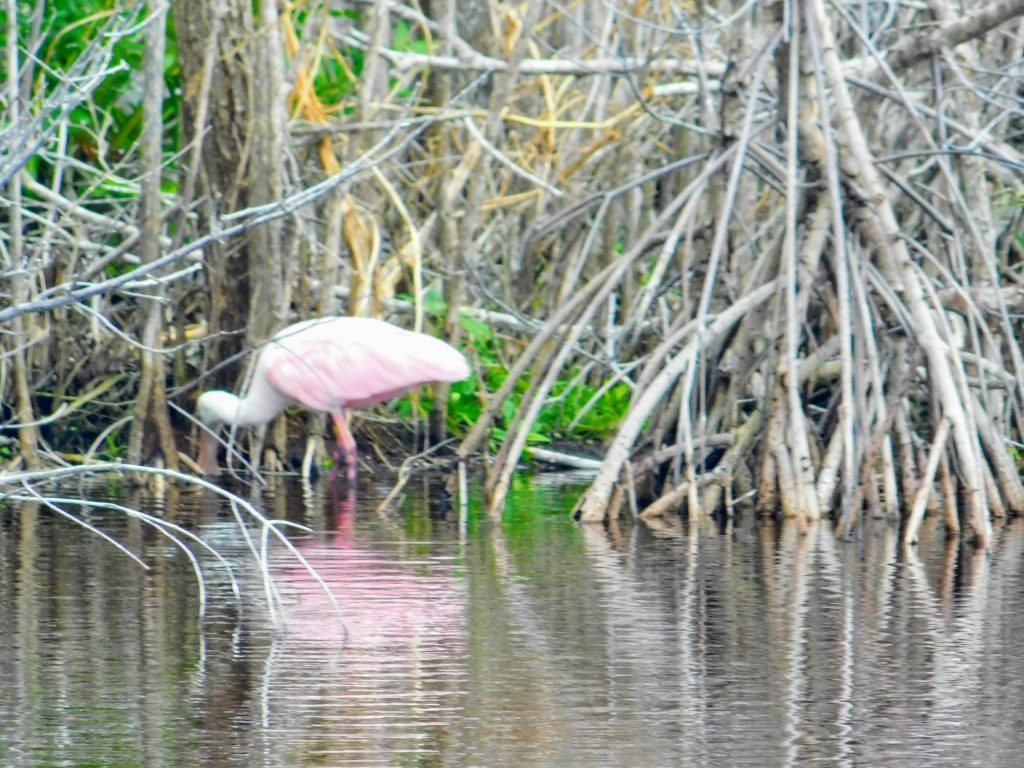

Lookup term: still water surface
[2,474,1024,767]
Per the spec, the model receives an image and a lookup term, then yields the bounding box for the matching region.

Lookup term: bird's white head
[196,390,240,427]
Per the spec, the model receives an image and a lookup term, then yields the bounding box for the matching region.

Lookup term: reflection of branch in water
[578,518,715,754]
[904,528,990,736]
[1,463,340,628]
[10,489,244,617]
[780,522,815,767]
[816,522,856,766]
[476,521,586,751]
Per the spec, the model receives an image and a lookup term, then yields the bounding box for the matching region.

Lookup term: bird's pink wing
[262,325,469,412]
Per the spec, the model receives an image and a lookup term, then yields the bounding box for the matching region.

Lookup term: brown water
[2,474,1024,767]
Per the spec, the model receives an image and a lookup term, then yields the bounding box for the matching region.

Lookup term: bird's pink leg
[330,411,358,483]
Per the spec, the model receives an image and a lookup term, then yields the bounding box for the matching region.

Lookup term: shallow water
[2,474,1024,767]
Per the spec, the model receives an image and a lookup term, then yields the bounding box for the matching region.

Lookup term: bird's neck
[226,376,290,427]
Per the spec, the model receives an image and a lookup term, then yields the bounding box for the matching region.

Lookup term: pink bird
[195,316,470,478]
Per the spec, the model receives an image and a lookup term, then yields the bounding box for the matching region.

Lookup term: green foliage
[6,0,181,185]
[383,300,628,448]
[300,16,428,105]
[451,312,629,450]
[103,432,124,460]
[387,20,429,98]
[420,288,450,317]
[541,377,631,438]
[392,21,429,55]
[291,7,363,107]
[311,55,357,105]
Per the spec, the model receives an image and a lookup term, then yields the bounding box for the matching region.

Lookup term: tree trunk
[172,0,288,385]
[4,0,40,469]
[127,0,178,469]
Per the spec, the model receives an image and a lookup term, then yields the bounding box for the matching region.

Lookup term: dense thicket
[1,0,1023,545]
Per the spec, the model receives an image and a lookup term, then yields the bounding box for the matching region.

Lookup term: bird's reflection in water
[255,484,468,762]
[271,483,467,650]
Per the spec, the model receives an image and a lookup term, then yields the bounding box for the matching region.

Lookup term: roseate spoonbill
[196,317,470,477]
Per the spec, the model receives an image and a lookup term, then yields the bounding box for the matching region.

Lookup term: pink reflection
[271,492,466,656]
